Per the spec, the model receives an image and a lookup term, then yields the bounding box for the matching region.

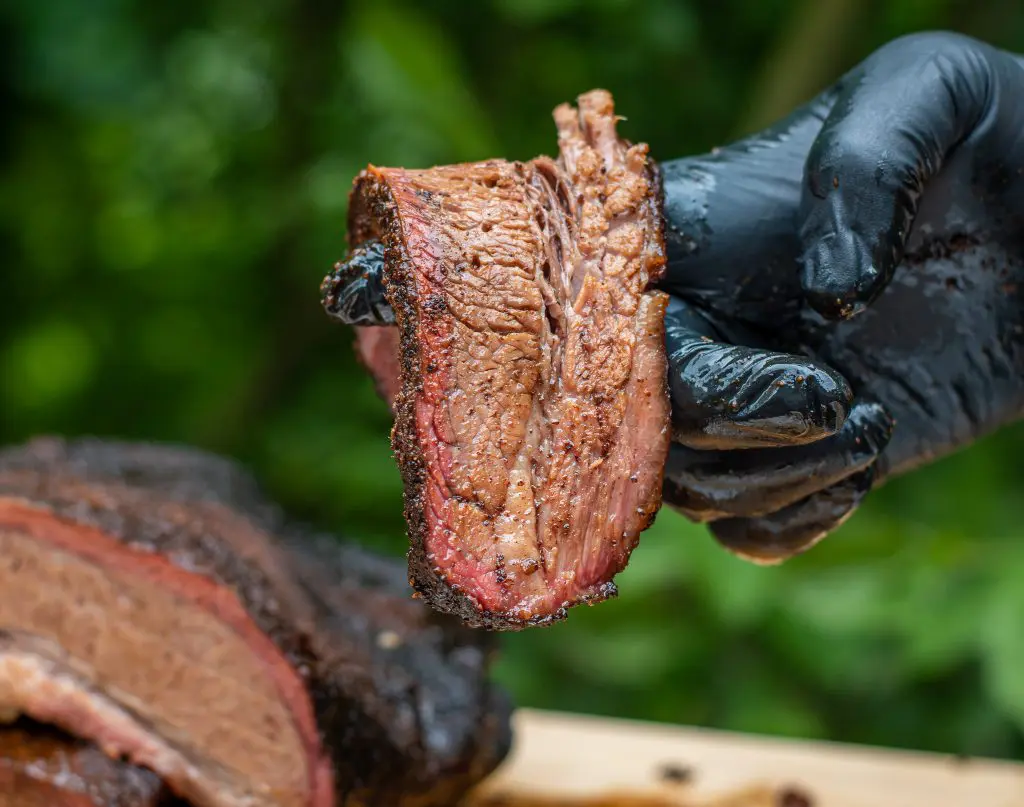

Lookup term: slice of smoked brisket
[336,89,671,629]
[0,436,512,807]
[0,720,176,807]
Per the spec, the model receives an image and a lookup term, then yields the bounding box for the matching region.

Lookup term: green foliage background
[3,0,1024,761]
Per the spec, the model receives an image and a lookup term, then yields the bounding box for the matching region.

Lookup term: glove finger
[798,31,1019,320]
[321,239,396,326]
[708,467,875,565]
[666,296,853,450]
[663,400,893,522]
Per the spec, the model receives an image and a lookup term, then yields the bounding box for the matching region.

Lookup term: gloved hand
[659,31,1024,562]
[322,31,1024,564]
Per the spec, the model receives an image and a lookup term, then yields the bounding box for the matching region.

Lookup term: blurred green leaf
[980,548,1024,731]
[3,321,97,412]
[343,1,500,163]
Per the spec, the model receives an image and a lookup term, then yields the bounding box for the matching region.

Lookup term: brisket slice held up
[326,89,672,630]
[0,436,512,807]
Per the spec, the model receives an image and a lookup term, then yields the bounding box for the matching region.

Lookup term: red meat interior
[349,90,670,625]
[0,500,330,807]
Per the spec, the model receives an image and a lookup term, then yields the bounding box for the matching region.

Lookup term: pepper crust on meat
[339,90,671,630]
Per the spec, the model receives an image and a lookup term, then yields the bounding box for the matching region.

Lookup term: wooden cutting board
[468,709,1024,807]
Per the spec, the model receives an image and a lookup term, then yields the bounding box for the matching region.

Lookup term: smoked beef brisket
[336,90,671,630]
[0,437,511,807]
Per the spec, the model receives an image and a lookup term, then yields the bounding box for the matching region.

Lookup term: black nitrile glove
[323,32,1024,564]
[660,31,1024,562]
